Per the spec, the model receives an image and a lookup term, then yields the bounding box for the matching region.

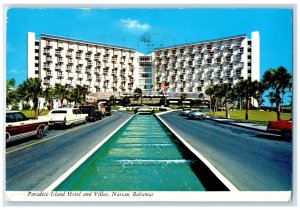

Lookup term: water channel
[55,114,227,191]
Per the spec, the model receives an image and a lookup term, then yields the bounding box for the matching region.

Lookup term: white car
[39,108,88,128]
[187,110,206,120]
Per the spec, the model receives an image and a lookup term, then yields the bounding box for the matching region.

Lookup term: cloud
[8,69,25,75]
[120,18,150,31]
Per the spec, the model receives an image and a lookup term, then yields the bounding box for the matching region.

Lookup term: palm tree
[6,78,17,109]
[134,88,143,105]
[198,93,204,107]
[218,83,232,119]
[180,93,187,108]
[6,78,15,90]
[262,66,292,120]
[235,80,261,120]
[43,87,55,110]
[267,91,276,111]
[17,78,43,119]
[109,95,116,106]
[205,86,214,113]
[54,84,69,108]
[69,85,88,106]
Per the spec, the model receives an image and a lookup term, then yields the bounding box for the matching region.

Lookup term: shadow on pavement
[253,133,291,142]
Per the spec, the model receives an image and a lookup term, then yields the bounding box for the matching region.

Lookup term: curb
[206,117,268,133]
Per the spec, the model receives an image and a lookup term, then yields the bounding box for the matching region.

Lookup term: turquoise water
[55,114,206,191]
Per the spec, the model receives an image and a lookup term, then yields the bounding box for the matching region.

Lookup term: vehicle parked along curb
[6,111,48,142]
[38,108,88,128]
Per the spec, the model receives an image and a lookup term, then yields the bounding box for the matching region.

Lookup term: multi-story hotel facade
[152,31,260,94]
[28,31,259,101]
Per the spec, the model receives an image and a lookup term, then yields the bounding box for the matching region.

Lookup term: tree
[180,93,187,108]
[120,96,131,107]
[198,93,205,107]
[205,86,214,113]
[109,95,116,106]
[17,78,43,119]
[262,66,292,120]
[218,83,232,119]
[69,85,88,106]
[267,91,276,111]
[54,84,69,108]
[6,78,18,109]
[134,88,143,105]
[43,87,55,110]
[235,80,262,120]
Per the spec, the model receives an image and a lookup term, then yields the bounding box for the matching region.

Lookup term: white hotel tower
[28,31,259,98]
[28,32,140,93]
[153,32,260,94]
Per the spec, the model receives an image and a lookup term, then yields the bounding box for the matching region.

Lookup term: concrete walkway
[206,116,267,133]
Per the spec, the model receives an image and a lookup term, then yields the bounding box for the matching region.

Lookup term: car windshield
[51,110,67,114]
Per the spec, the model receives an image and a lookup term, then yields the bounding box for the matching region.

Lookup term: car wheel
[36,126,44,139]
[69,123,74,128]
[84,118,87,124]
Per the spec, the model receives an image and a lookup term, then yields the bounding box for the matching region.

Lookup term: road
[159,111,292,191]
[6,111,132,191]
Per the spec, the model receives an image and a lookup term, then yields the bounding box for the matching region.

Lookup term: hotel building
[152,31,260,94]
[28,31,259,99]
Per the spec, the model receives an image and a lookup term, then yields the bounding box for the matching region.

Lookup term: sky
[5,8,293,105]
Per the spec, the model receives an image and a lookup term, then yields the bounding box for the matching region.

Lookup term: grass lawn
[21,110,50,118]
[206,110,292,126]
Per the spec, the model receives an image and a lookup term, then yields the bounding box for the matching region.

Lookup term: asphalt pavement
[159,111,292,191]
[6,111,132,191]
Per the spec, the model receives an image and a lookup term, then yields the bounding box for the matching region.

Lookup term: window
[6,113,16,123]
[14,112,28,121]
[51,110,67,114]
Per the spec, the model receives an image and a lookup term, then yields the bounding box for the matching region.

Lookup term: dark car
[6,111,48,142]
[104,106,112,116]
[79,105,102,122]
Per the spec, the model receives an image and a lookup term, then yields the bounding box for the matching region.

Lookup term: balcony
[236,48,244,54]
[235,40,242,46]
[58,42,64,48]
[76,53,82,59]
[94,55,100,60]
[46,71,52,76]
[66,52,73,57]
[233,55,242,61]
[235,70,242,77]
[55,65,62,70]
[66,66,73,71]
[78,74,84,79]
[78,60,83,65]
[236,63,244,69]
[57,72,64,77]
[55,50,62,56]
[68,73,74,78]
[46,42,53,47]
[68,59,74,64]
[43,79,50,84]
[86,54,91,59]
[215,43,222,49]
[43,64,51,69]
[215,72,222,78]
[46,57,53,62]
[76,67,82,72]
[225,70,232,77]
[96,62,101,67]
[87,61,93,66]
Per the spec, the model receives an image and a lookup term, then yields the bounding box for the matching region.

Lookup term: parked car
[105,105,112,116]
[79,105,102,122]
[38,108,88,128]
[188,110,206,120]
[6,111,48,142]
[181,108,191,116]
[267,119,292,140]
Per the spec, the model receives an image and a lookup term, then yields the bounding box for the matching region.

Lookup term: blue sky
[6,8,293,105]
